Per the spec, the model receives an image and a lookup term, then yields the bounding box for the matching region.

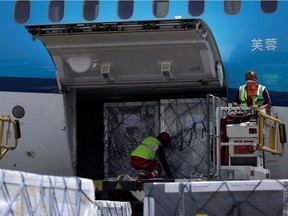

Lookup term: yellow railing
[0,114,21,159]
[258,110,286,155]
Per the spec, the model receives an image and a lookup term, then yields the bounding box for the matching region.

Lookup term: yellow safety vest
[239,84,265,107]
[131,136,160,160]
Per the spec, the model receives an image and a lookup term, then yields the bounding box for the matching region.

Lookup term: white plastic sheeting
[0,169,132,216]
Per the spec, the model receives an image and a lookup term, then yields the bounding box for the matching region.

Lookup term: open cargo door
[26,19,225,99]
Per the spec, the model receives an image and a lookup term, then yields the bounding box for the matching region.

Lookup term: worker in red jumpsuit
[130,132,172,179]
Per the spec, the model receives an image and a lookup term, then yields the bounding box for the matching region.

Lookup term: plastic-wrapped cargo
[0,169,133,216]
[0,168,96,216]
[144,180,288,216]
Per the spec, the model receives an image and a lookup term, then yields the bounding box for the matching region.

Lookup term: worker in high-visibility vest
[232,70,272,111]
[130,132,172,179]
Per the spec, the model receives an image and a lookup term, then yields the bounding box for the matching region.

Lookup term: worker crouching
[130,132,172,180]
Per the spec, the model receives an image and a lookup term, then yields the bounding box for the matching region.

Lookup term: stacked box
[144,180,288,215]
[0,168,95,215]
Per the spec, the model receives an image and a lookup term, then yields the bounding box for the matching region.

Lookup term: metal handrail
[0,114,21,159]
[206,94,221,180]
[258,110,286,155]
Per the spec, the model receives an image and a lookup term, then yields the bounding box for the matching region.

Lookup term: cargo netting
[103,98,226,179]
[0,169,132,216]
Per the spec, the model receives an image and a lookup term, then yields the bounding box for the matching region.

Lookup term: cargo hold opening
[26,19,226,179]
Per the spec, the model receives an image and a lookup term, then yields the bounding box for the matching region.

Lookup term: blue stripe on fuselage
[1,75,287,108]
[0,77,59,94]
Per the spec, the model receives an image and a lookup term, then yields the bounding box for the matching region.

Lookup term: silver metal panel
[28,20,225,95]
